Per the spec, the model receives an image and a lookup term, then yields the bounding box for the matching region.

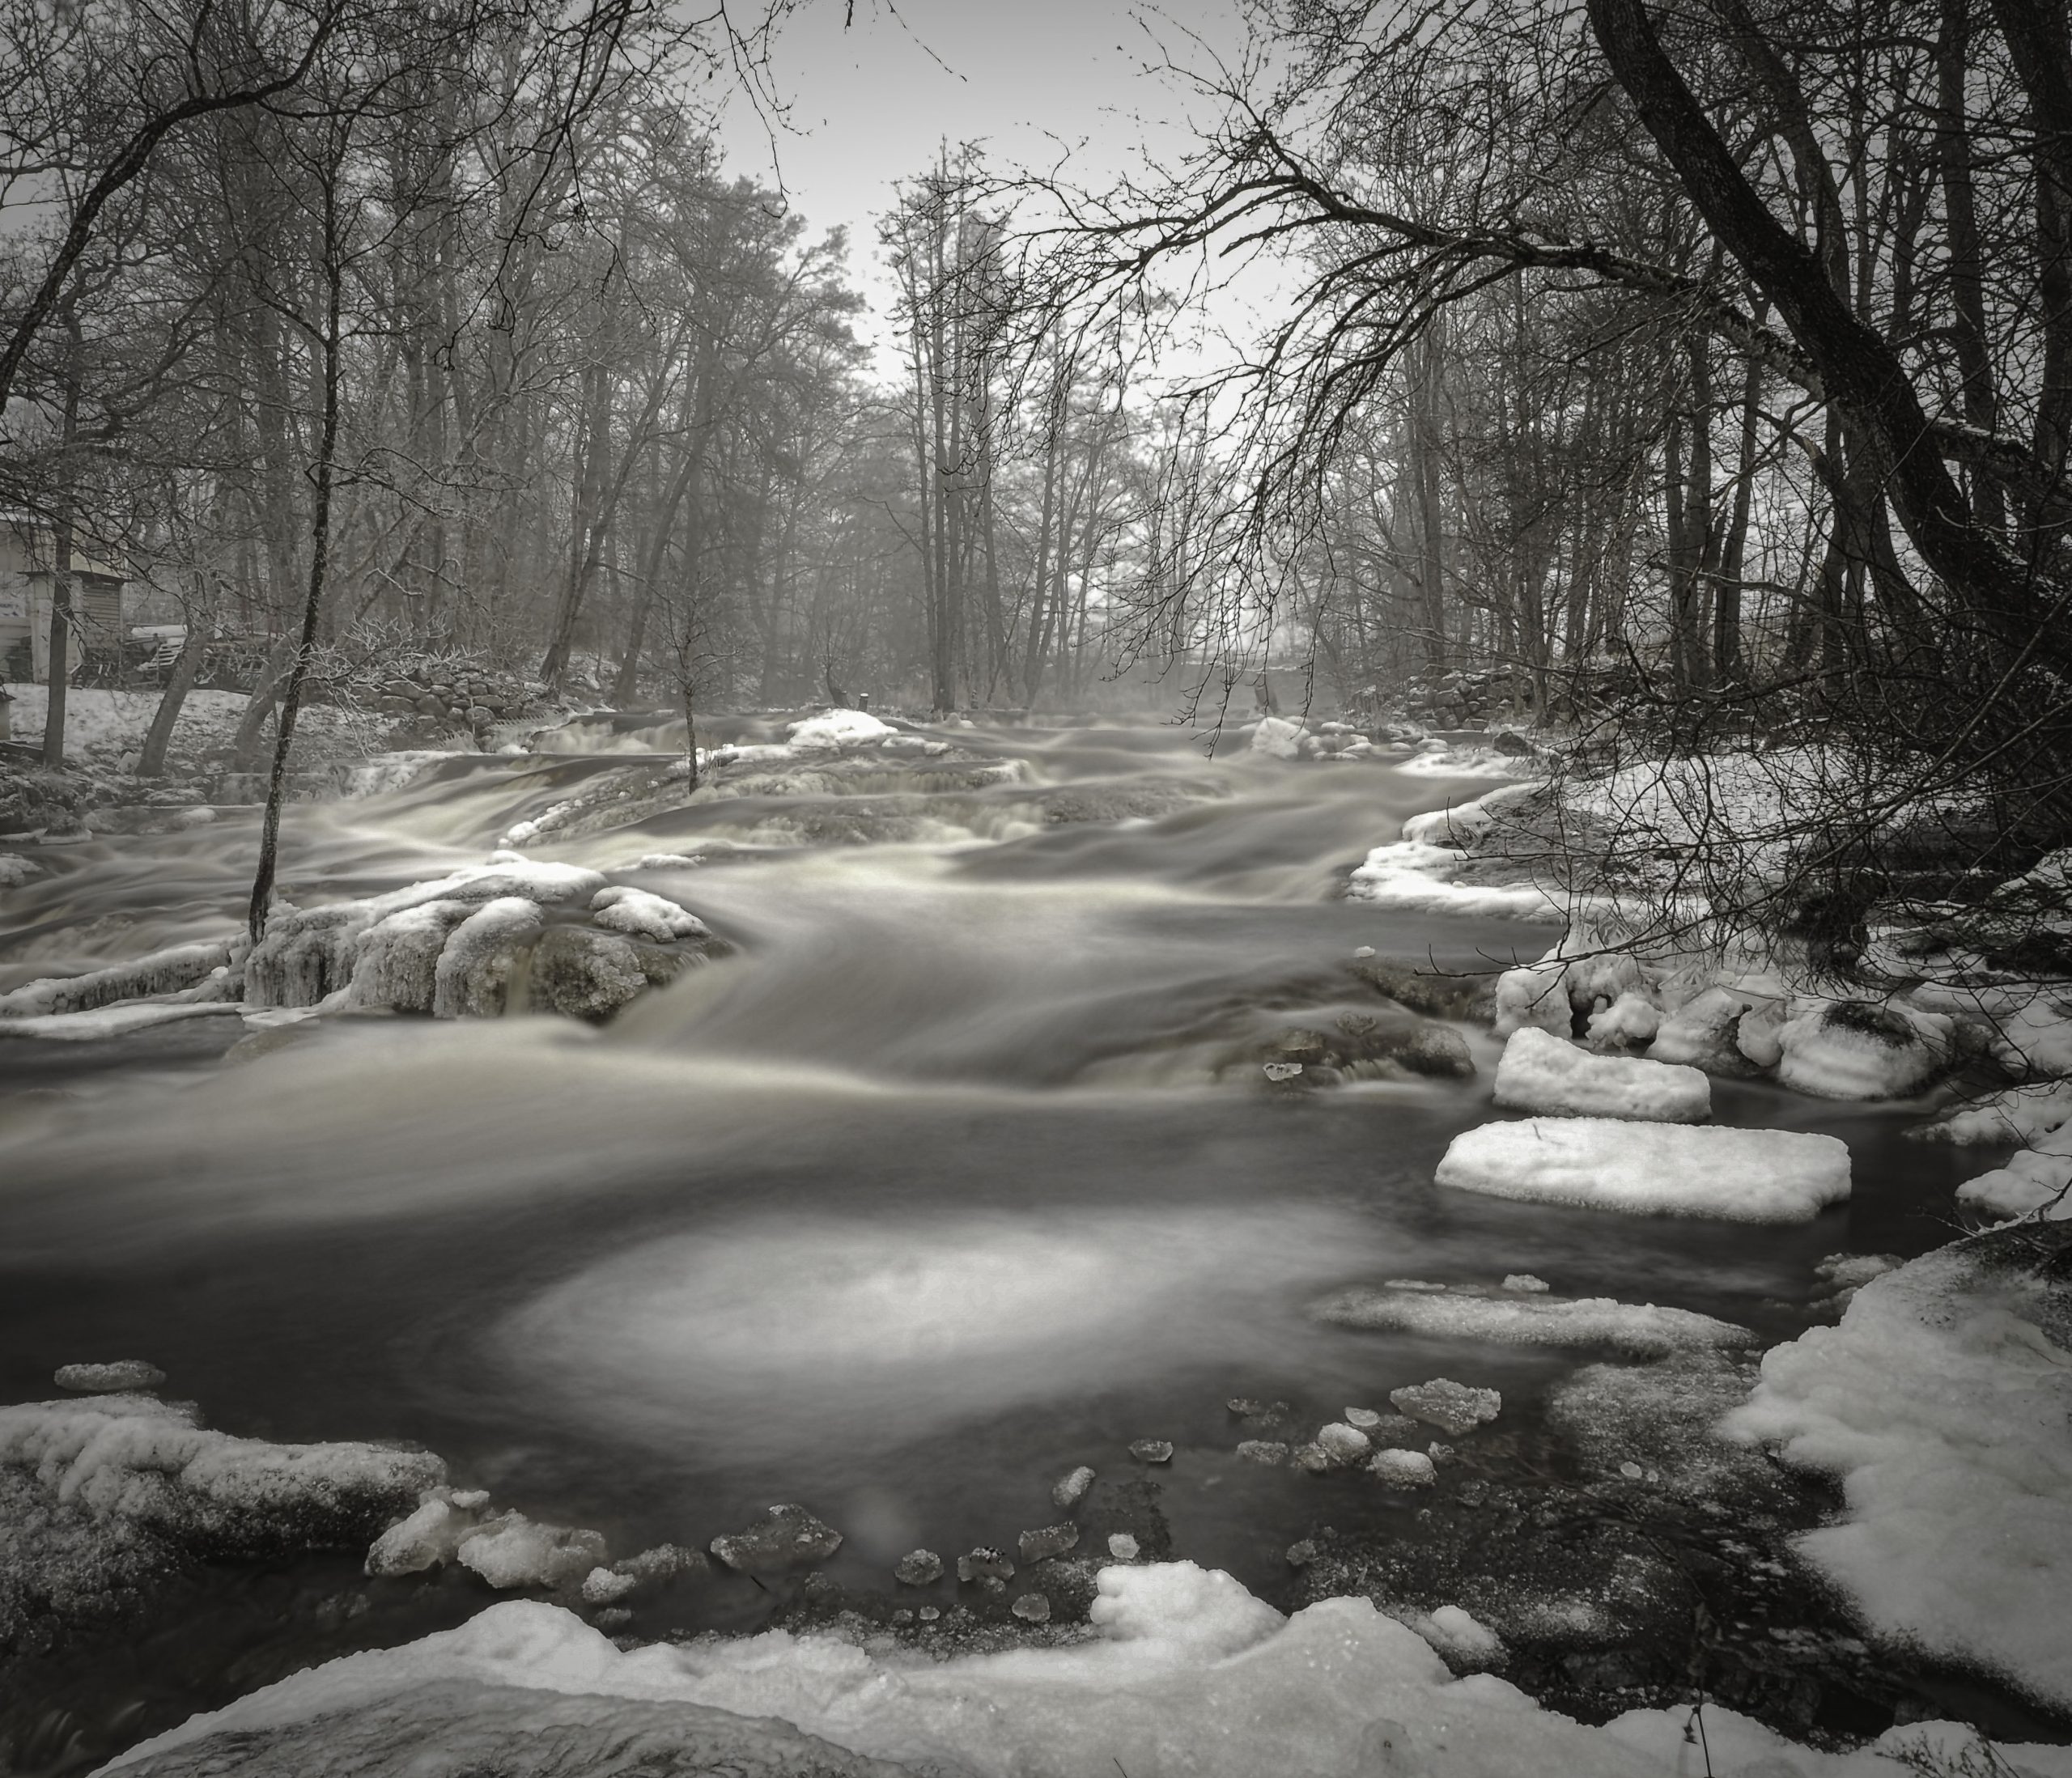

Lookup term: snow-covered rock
[367,1490,483,1576]
[1437,1118,1852,1223]
[1583,989,1660,1049]
[1405,1604,1505,1668]
[92,1566,2072,1778]
[0,1394,443,1551]
[786,708,897,751]
[0,851,41,887]
[1314,1281,1750,1355]
[1775,998,1955,1099]
[1646,982,1788,1077]
[1492,1026,1710,1122]
[1345,842,1565,921]
[0,938,240,1019]
[1312,1422,1373,1466]
[432,896,545,1018]
[1248,715,1306,758]
[589,885,709,941]
[1723,1233,2072,1710]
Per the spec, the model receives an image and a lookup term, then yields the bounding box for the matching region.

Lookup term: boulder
[524,927,652,1023]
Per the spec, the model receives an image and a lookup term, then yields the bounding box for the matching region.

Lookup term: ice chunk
[54,1360,165,1394]
[894,1549,943,1585]
[1316,1283,1750,1355]
[1407,1604,1505,1666]
[709,1504,842,1574]
[1369,1448,1437,1487]
[580,1565,637,1605]
[1051,1465,1094,1510]
[1490,958,1573,1036]
[1723,1240,2072,1709]
[1492,1026,1710,1122]
[1501,1274,1549,1292]
[786,708,897,750]
[1313,1422,1374,1465]
[589,885,709,941]
[1775,999,1955,1100]
[456,1513,608,1589]
[1437,1118,1852,1223]
[1389,1379,1501,1436]
[0,852,40,888]
[367,1492,481,1576]
[1017,1523,1080,1562]
[1647,983,1785,1077]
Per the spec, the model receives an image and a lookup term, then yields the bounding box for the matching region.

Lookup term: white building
[0,514,127,684]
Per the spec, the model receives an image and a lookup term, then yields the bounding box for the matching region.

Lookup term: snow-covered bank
[1724,1227,2072,1713]
[98,1566,2072,1778]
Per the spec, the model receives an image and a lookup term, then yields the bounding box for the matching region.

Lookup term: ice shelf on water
[1724,1236,2072,1712]
[1491,1026,1711,1122]
[1436,1119,1852,1222]
[97,1566,2072,1778]
[1314,1279,1751,1355]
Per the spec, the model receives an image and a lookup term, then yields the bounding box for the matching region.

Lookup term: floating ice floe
[1492,1027,1710,1122]
[1723,1235,2072,1711]
[105,1561,2066,1778]
[1436,1118,1852,1222]
[1314,1279,1751,1356]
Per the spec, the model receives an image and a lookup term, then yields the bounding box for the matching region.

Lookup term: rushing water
[0,715,2002,1757]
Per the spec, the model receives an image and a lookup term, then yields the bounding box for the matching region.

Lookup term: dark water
[0,717,1998,1744]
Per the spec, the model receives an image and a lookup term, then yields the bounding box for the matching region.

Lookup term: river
[0,715,2006,1766]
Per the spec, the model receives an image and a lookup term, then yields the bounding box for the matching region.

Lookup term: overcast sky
[713,0,1255,363]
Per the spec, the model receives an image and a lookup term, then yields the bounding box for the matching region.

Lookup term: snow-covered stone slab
[0,999,245,1041]
[1435,1118,1851,1223]
[1775,999,1955,1100]
[1492,1026,1710,1122]
[1314,1281,1751,1354]
[1723,1237,2072,1710]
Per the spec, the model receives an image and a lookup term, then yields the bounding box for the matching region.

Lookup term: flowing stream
[0,716,2002,1756]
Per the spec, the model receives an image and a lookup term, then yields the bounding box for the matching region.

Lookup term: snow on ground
[1954,1122,2072,1222]
[1723,1237,2072,1712]
[99,1567,2072,1778]
[1314,1279,1751,1355]
[1345,840,1568,921]
[1436,1119,1852,1222]
[1492,1027,1711,1122]
[5,685,369,767]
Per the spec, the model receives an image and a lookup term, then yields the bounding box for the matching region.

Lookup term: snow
[1648,983,1787,1076]
[1773,999,1955,1099]
[1314,1281,1751,1356]
[0,1394,443,1547]
[1917,1080,2072,1146]
[1406,1604,1505,1667]
[96,1564,2072,1778]
[1955,1124,2072,1222]
[1436,1119,1852,1222]
[589,885,708,940]
[1722,1241,2072,1711]
[1492,1027,1710,1122]
[786,708,898,750]
[1345,841,1566,921]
